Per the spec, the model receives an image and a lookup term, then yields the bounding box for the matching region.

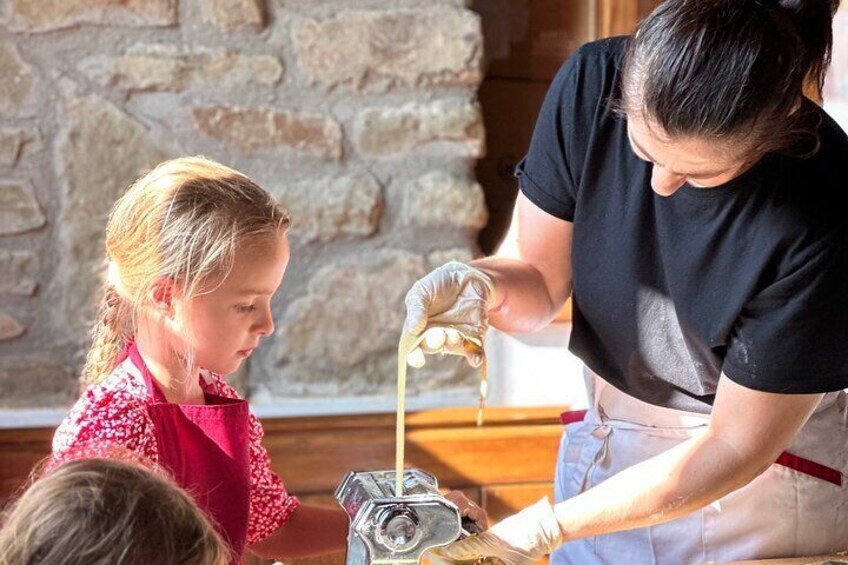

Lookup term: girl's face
[627,115,755,196]
[182,233,290,376]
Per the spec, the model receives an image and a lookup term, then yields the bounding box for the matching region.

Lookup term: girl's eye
[235,304,256,313]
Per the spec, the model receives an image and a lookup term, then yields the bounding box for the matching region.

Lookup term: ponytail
[778,0,841,95]
[81,284,130,386]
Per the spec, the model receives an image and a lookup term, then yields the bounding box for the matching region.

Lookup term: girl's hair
[82,156,290,385]
[0,457,230,565]
[618,0,840,157]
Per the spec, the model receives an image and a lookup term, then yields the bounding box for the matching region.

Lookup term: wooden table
[718,554,848,564]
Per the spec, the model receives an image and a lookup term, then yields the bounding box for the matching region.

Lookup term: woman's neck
[134,323,205,405]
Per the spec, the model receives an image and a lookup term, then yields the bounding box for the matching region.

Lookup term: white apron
[551,368,848,565]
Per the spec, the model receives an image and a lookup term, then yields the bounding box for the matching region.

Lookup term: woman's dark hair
[619,0,840,156]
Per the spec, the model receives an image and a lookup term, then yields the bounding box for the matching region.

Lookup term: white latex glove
[427,498,562,565]
[403,261,495,368]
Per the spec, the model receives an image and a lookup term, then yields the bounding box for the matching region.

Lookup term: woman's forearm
[471,257,571,333]
[554,376,824,542]
[553,430,772,541]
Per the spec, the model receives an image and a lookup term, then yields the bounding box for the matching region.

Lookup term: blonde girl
[50,156,349,563]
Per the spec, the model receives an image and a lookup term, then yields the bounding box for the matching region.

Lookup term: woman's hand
[428,498,561,565]
[403,261,495,368]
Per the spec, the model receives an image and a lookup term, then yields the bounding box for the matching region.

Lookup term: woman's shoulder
[544,35,628,120]
[763,108,847,232]
[558,35,628,78]
[574,35,629,60]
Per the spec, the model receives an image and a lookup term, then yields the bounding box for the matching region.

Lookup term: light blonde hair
[82,156,290,385]
[0,457,230,565]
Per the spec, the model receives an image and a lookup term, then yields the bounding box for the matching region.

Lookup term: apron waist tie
[560,410,843,487]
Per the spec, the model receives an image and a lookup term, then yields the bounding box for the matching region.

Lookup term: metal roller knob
[376,507,422,552]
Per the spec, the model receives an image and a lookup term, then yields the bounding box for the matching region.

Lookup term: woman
[405,0,847,563]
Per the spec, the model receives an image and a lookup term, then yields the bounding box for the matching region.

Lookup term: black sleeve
[514,40,616,222]
[514,51,582,221]
[723,236,848,393]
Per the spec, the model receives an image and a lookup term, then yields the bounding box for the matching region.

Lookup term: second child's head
[0,457,229,565]
[83,156,291,384]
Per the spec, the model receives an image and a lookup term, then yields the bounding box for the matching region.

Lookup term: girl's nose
[256,306,275,336]
[651,165,687,196]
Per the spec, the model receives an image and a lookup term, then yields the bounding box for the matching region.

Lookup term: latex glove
[428,498,562,565]
[403,261,495,368]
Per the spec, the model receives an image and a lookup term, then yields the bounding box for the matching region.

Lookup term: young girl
[50,156,350,563]
[0,456,229,565]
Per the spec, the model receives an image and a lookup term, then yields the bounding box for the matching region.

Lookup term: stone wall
[0,0,486,410]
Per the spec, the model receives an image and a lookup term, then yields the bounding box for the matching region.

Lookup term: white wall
[485,324,588,411]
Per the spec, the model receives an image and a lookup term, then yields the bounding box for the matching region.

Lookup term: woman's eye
[235,304,256,313]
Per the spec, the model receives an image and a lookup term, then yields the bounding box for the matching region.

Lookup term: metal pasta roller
[335,468,478,565]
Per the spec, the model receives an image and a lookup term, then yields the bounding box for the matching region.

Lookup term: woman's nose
[651,166,687,196]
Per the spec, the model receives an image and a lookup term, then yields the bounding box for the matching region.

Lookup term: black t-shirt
[516,36,848,412]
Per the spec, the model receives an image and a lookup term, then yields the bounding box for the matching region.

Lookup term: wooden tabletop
[718,554,848,564]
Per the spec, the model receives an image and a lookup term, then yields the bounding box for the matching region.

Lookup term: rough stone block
[403,171,487,230]
[0,180,47,236]
[57,96,168,334]
[7,0,178,33]
[81,46,282,92]
[276,249,426,371]
[0,312,25,341]
[0,130,22,166]
[0,42,35,117]
[0,359,77,408]
[294,7,481,92]
[0,128,41,166]
[353,99,484,157]
[271,172,383,243]
[194,106,343,159]
[250,247,476,400]
[200,0,265,31]
[0,250,38,296]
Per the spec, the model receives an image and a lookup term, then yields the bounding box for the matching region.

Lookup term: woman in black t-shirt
[406,1,848,563]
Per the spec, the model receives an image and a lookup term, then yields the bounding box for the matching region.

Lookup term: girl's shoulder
[71,358,151,417]
[52,359,155,457]
[89,358,151,402]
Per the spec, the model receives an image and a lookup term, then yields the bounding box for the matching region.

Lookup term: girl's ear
[147,277,176,315]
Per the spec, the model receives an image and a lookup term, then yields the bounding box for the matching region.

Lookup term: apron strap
[560,410,843,487]
[560,409,588,425]
[775,452,843,486]
[126,342,170,404]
